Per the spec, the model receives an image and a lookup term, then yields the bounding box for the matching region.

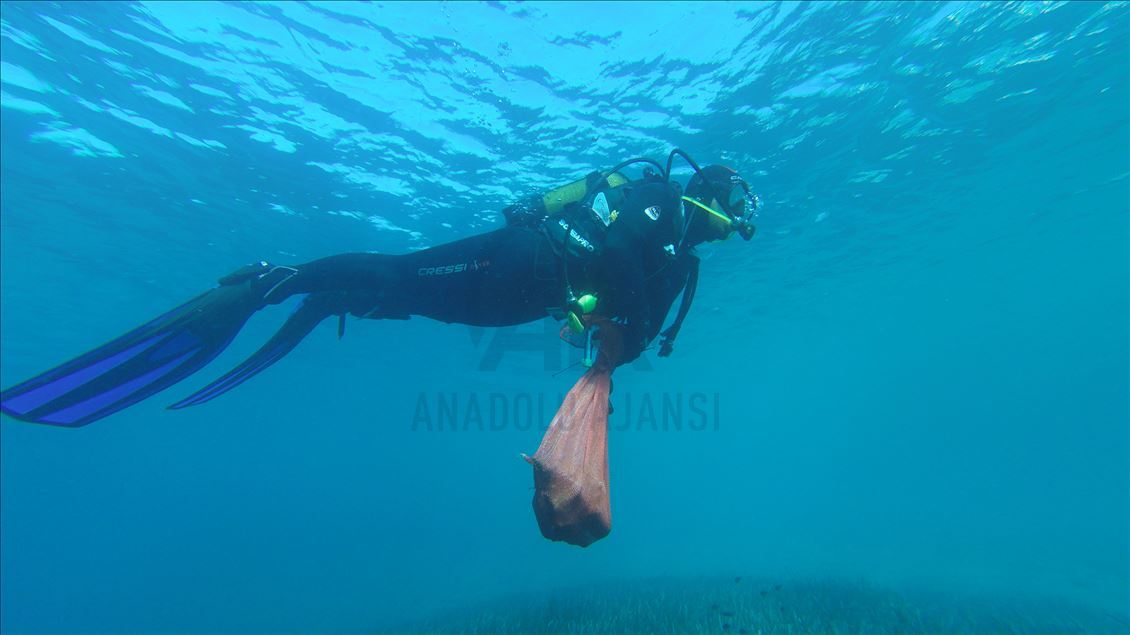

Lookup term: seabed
[382,576,1129,635]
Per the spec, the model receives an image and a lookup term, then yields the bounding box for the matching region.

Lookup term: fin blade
[169,293,334,409]
[1,286,257,427]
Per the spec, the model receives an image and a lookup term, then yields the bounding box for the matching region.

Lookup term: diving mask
[680,174,758,242]
[719,174,758,240]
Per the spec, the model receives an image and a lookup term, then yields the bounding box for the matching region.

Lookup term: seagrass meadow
[380,576,1129,635]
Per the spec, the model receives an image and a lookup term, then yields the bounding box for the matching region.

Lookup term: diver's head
[681,165,757,245]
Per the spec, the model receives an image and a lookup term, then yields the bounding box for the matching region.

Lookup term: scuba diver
[0,150,757,427]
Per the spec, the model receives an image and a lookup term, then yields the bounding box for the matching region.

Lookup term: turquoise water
[1,1,1127,633]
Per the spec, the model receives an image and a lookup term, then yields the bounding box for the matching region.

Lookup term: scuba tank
[502,171,630,228]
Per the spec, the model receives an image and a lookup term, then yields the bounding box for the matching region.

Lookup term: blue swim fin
[168,291,344,410]
[0,262,298,427]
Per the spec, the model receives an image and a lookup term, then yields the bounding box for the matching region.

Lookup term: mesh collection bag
[523,319,623,547]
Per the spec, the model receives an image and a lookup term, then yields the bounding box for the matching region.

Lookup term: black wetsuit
[273,178,699,364]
